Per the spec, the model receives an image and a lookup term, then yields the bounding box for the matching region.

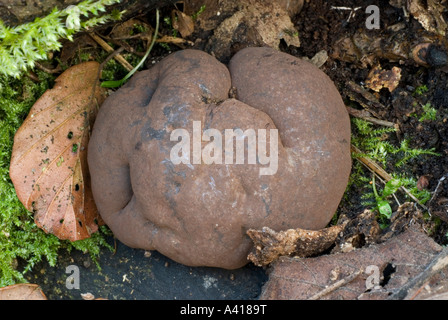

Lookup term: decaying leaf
[9,61,106,241]
[60,34,99,64]
[172,9,195,38]
[0,284,47,300]
[260,228,443,300]
[247,223,346,267]
[81,292,96,300]
[365,64,402,92]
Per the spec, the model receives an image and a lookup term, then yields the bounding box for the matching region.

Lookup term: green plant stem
[101,8,160,88]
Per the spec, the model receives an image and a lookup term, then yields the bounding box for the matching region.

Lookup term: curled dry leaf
[9,61,106,241]
[0,284,47,300]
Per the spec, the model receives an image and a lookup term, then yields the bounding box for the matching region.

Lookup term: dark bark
[0,0,178,26]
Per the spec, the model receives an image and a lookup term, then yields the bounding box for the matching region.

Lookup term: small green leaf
[382,178,402,197]
[377,199,392,218]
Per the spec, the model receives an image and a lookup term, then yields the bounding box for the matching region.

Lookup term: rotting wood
[247,223,346,267]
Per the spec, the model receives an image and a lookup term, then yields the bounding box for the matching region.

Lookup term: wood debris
[247,223,346,267]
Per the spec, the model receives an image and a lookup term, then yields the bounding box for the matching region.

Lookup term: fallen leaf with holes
[260,227,442,300]
[9,61,106,241]
[365,65,402,92]
[247,223,346,267]
[0,284,47,300]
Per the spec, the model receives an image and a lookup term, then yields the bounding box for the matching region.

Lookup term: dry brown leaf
[172,9,195,38]
[0,284,47,300]
[9,61,106,241]
[260,228,443,300]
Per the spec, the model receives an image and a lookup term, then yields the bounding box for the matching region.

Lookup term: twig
[427,174,447,214]
[388,247,448,300]
[330,6,361,11]
[99,46,126,69]
[34,61,62,74]
[308,269,363,300]
[409,281,430,300]
[89,32,134,72]
[100,8,160,88]
[351,145,392,181]
[346,106,395,127]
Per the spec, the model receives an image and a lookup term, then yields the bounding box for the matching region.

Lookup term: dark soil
[25,237,267,300]
[25,0,448,299]
[289,0,448,237]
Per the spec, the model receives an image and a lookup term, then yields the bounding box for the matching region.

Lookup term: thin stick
[34,61,62,74]
[427,174,447,213]
[99,46,126,69]
[89,32,134,72]
[346,107,395,127]
[351,145,392,181]
[100,8,160,88]
[308,269,363,300]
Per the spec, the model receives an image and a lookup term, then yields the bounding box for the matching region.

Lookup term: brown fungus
[87,47,351,269]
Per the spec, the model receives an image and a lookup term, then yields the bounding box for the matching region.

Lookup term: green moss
[0,0,123,78]
[419,103,437,122]
[413,84,429,96]
[347,118,438,221]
